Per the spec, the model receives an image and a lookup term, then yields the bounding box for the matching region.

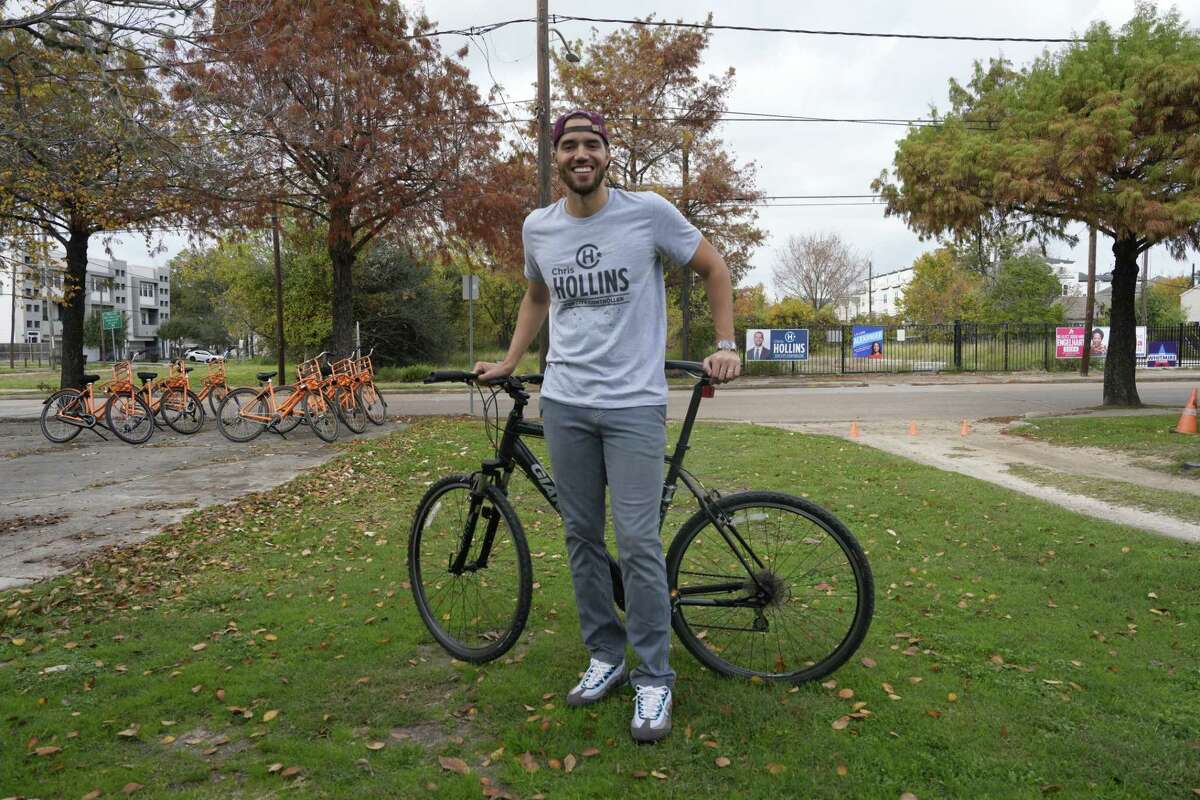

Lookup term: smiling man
[475,109,740,743]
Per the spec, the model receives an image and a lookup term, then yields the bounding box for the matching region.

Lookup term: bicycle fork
[448,474,503,575]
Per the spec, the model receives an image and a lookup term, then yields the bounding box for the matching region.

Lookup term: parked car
[184,349,222,363]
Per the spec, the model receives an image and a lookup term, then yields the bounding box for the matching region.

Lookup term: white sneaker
[566,657,627,707]
[630,684,672,742]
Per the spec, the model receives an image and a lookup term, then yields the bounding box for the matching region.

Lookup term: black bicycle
[408,361,874,683]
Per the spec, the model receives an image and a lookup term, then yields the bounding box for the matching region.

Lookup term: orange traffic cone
[960,419,971,436]
[849,420,861,439]
[907,421,918,436]
[1175,388,1198,435]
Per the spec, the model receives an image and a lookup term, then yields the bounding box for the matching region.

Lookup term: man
[474,109,741,743]
[748,329,769,360]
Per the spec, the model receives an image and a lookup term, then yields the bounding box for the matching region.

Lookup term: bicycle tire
[39,388,85,443]
[359,383,387,425]
[408,475,532,663]
[334,385,368,434]
[206,383,229,417]
[666,491,873,684]
[161,387,206,435]
[103,390,156,444]
[215,387,268,443]
[303,390,339,442]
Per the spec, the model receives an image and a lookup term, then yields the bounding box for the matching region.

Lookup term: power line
[550,15,1083,44]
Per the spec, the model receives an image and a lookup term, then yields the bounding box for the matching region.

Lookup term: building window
[140,282,155,298]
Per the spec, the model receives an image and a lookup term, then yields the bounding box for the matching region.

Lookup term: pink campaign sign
[1055,327,1085,358]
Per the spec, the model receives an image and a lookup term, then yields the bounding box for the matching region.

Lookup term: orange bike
[39,361,155,444]
[328,354,368,434]
[155,359,209,435]
[352,348,387,426]
[215,353,339,443]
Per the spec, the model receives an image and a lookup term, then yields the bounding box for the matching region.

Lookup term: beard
[557,159,607,196]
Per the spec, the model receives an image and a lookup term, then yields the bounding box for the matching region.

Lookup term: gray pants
[540,397,674,689]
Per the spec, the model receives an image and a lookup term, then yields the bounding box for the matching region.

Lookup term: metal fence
[740,322,1200,377]
[0,341,61,368]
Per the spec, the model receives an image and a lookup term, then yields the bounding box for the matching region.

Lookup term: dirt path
[765,417,1200,543]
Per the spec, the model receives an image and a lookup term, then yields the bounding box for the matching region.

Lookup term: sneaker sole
[630,718,672,743]
[565,669,628,707]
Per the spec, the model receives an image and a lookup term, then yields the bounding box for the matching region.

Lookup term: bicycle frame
[454,362,770,598]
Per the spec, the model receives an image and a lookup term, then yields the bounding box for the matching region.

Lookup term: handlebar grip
[665,360,708,377]
[515,374,544,385]
[425,370,477,384]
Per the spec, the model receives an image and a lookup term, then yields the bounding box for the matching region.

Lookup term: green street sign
[102,311,123,331]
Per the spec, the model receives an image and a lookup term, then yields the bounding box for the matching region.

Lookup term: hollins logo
[575,244,602,269]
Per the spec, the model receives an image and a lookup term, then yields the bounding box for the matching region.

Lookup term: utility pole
[535,0,552,371]
[867,262,873,319]
[8,256,15,369]
[1081,228,1097,377]
[271,207,286,384]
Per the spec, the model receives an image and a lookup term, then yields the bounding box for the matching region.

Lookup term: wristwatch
[716,339,737,352]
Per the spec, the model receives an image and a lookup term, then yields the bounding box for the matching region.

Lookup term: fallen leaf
[564,753,577,773]
[926,709,942,719]
[81,791,102,800]
[366,741,386,751]
[1040,785,1063,795]
[836,764,849,776]
[34,746,62,756]
[117,724,140,738]
[267,763,283,774]
[837,688,855,699]
[715,757,731,768]
[263,709,279,722]
[821,680,837,690]
[548,758,562,770]
[191,643,207,652]
[632,770,649,779]
[832,716,850,730]
[280,766,302,778]
[160,735,176,745]
[900,793,919,800]
[766,762,785,775]
[582,747,601,757]
[650,770,668,780]
[214,688,225,701]
[438,755,469,774]
[121,784,143,795]
[520,751,539,773]
[861,658,877,668]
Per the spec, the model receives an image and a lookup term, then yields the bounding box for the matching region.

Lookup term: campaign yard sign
[1146,341,1178,368]
[770,328,809,361]
[1055,326,1147,359]
[852,325,884,358]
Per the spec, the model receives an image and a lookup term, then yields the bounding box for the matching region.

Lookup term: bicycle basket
[353,354,373,379]
[297,357,324,388]
[110,360,135,391]
[329,356,354,380]
[204,358,226,385]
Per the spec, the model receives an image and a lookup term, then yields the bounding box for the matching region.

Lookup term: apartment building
[0,249,170,358]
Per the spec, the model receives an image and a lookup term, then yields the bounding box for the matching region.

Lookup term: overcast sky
[109,0,1198,293]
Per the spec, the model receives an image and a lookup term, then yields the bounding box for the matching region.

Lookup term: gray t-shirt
[523,189,701,408]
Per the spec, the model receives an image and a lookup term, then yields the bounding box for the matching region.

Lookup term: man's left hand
[702,349,742,384]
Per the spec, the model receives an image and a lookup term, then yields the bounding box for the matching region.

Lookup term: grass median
[1011,413,1200,475]
[1,420,1197,799]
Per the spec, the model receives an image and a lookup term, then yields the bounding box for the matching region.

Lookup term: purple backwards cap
[552,109,609,147]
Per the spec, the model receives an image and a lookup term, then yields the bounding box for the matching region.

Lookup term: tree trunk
[58,227,90,389]
[328,204,355,355]
[1103,237,1141,407]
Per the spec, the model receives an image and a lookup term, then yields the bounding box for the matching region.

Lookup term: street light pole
[271,207,286,384]
[535,0,552,371]
[1081,227,1097,377]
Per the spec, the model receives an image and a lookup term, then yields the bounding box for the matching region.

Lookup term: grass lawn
[1011,414,1200,475]
[1,421,1197,799]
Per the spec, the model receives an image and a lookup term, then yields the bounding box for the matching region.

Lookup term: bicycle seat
[137,371,158,382]
[256,371,277,382]
[82,373,100,384]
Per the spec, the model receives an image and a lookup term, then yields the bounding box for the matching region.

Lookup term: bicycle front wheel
[103,390,156,444]
[334,385,368,434]
[215,387,268,442]
[161,388,206,435]
[358,383,386,425]
[408,475,532,663]
[40,388,85,443]
[667,491,873,684]
[303,390,339,442]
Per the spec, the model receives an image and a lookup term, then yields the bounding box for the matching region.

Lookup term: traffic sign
[102,311,123,331]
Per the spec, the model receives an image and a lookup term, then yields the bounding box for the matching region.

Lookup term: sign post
[463,274,480,414]
[102,311,122,362]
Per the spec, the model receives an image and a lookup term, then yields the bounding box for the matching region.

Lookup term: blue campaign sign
[1146,341,1178,368]
[852,325,884,359]
[770,328,809,361]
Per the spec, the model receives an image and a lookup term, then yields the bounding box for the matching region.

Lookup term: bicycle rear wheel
[161,387,205,435]
[206,383,229,417]
[357,383,387,425]
[103,390,156,444]
[40,389,85,443]
[408,475,532,663]
[216,387,268,442]
[666,491,873,683]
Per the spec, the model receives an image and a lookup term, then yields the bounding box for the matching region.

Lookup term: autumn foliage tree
[179,0,498,354]
[0,27,199,388]
[874,6,1200,405]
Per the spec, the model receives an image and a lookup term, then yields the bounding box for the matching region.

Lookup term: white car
[184,349,222,363]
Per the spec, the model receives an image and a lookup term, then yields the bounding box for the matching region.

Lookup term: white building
[1182,285,1200,323]
[835,266,914,321]
[0,247,170,358]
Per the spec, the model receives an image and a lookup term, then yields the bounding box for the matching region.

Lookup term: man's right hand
[473,360,515,383]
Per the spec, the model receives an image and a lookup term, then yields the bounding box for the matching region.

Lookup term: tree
[82,309,126,353]
[897,250,985,324]
[354,240,451,365]
[763,298,839,328]
[553,15,764,285]
[983,254,1065,323]
[179,0,497,354]
[874,6,1200,405]
[772,233,869,311]
[0,27,200,388]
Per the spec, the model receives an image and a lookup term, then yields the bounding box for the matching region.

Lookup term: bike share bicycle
[409,361,874,683]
